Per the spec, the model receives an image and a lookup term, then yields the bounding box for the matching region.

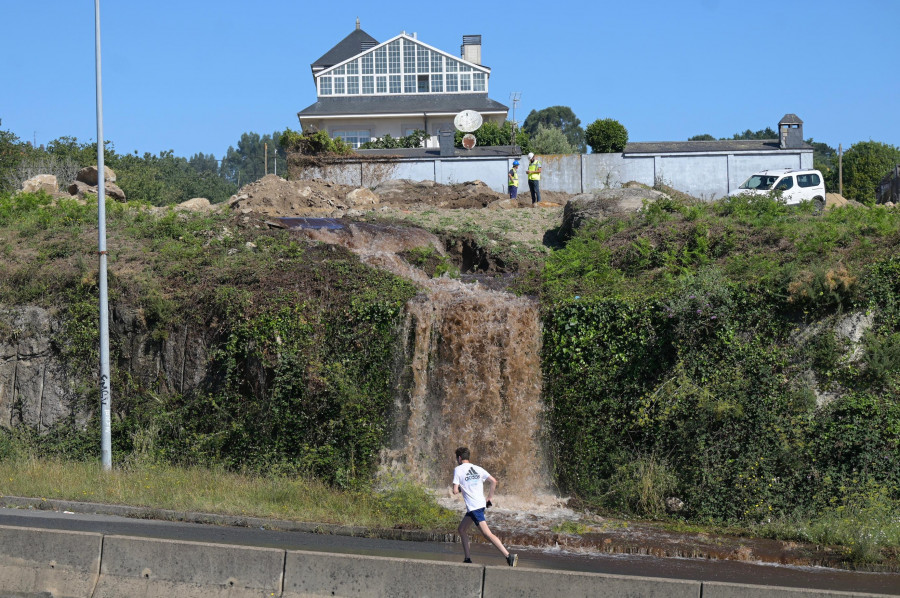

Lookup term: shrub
[585,118,628,153]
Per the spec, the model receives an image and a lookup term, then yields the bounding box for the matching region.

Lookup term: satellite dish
[453,110,483,133]
[462,134,477,150]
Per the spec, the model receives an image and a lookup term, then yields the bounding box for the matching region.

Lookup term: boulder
[176,197,212,211]
[345,187,379,207]
[560,187,667,240]
[76,165,117,186]
[486,198,520,210]
[67,179,127,202]
[21,174,58,195]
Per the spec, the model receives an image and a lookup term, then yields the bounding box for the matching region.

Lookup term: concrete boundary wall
[483,566,701,598]
[298,150,813,200]
[0,525,895,598]
[93,535,285,598]
[0,525,102,597]
[283,550,483,598]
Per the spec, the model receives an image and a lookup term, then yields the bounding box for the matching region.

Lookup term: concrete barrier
[92,535,285,598]
[703,581,896,598]
[0,524,102,598]
[483,566,701,598]
[282,550,483,598]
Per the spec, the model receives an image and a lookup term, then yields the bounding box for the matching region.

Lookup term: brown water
[293,221,547,494]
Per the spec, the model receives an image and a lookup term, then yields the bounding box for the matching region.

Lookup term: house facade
[297,21,508,148]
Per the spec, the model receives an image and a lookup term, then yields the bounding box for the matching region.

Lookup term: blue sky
[2,0,898,158]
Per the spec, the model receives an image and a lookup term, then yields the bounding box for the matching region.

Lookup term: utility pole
[839,143,843,197]
[264,143,268,176]
[94,0,112,471]
[509,92,521,151]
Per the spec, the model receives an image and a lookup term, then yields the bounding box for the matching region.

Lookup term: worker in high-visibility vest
[508,160,520,200]
[526,152,542,206]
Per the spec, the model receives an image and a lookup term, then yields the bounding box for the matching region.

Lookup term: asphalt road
[1,507,898,596]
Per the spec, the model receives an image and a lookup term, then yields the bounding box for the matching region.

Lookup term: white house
[297,21,509,148]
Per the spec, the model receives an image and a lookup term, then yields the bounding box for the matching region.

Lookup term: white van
[729,168,826,209]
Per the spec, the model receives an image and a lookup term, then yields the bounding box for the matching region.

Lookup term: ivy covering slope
[538,194,900,525]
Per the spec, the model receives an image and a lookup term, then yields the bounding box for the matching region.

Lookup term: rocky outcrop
[0,306,76,430]
[67,166,126,202]
[21,174,59,195]
[0,305,212,432]
[559,187,667,240]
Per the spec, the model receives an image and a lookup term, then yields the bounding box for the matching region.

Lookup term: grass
[0,457,458,531]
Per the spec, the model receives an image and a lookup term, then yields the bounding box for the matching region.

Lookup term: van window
[740,175,779,190]
[775,176,794,191]
[797,173,821,188]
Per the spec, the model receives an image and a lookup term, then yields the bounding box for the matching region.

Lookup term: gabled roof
[779,113,803,125]
[311,28,379,72]
[624,139,812,154]
[298,93,508,118]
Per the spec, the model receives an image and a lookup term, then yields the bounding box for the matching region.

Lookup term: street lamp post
[94,0,112,470]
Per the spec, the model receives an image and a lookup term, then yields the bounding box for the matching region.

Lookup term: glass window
[740,175,778,190]
[404,74,416,93]
[417,74,429,93]
[473,72,486,91]
[446,59,458,73]
[375,47,386,74]
[346,60,358,75]
[319,77,332,95]
[403,40,416,73]
[797,173,821,187]
[388,41,401,73]
[333,130,370,149]
[460,64,472,72]
[334,77,345,94]
[347,76,359,94]
[376,75,387,93]
[446,73,458,92]
[361,54,373,75]
[431,74,443,92]
[775,176,794,191]
[362,75,374,94]
[334,65,345,76]
[389,75,401,93]
[460,73,471,91]
[417,48,429,74]
[431,52,442,73]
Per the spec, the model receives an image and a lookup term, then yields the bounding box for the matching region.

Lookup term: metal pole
[94,0,112,470]
[838,144,843,197]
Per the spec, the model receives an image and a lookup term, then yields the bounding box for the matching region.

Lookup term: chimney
[778,113,804,150]
[461,34,482,65]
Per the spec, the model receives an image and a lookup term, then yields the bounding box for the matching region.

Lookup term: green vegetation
[585,118,628,153]
[522,106,585,153]
[0,190,417,486]
[841,141,900,205]
[0,457,456,531]
[538,193,900,561]
[359,130,429,150]
[530,125,576,155]
[280,128,353,156]
[453,120,531,153]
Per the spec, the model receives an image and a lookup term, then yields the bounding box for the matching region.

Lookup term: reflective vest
[508,167,519,187]
[527,158,542,181]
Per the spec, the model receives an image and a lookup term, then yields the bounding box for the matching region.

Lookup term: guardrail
[0,524,892,598]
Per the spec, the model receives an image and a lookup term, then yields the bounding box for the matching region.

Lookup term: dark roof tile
[624,139,812,154]
[312,29,379,71]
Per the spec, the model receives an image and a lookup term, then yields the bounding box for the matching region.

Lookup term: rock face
[0,305,212,432]
[559,187,667,240]
[21,174,59,195]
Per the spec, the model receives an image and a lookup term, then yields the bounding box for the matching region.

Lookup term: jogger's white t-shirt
[453,463,489,512]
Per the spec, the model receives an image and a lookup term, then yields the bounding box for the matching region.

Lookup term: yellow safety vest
[508,167,519,187]
[527,159,541,181]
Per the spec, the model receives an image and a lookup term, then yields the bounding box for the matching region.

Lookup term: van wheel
[813,197,825,212]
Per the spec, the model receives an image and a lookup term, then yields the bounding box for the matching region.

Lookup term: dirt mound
[228,174,376,218]
[373,179,505,209]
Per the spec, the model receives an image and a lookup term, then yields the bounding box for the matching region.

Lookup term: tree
[522,106,585,153]
[530,125,575,155]
[0,123,26,192]
[221,131,285,186]
[688,134,716,141]
[585,119,628,153]
[840,140,900,204]
[731,127,777,140]
[805,138,838,192]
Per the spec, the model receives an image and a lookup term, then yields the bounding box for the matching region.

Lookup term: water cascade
[289,220,547,494]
